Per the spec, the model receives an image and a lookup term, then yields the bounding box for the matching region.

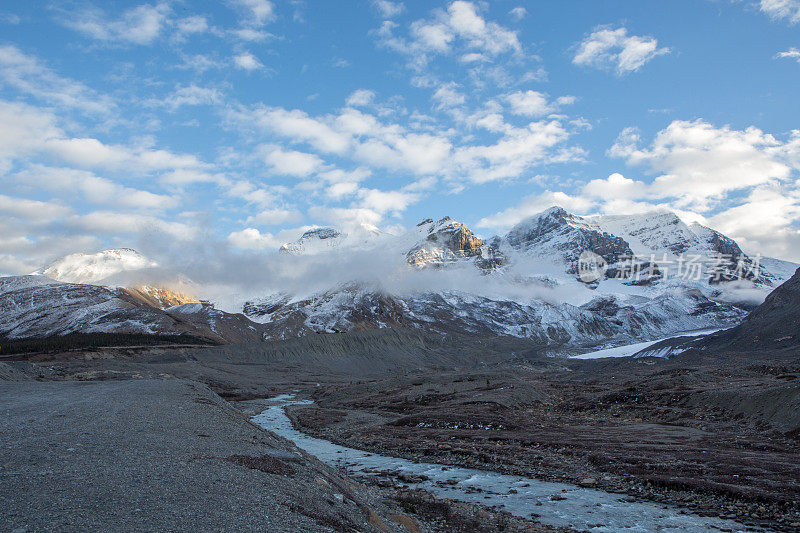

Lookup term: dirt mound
[700,267,800,353]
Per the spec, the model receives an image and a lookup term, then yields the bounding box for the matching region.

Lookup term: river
[252,394,759,532]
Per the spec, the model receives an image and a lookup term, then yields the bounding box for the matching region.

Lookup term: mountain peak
[407,216,491,268]
[34,248,157,285]
[280,226,344,254]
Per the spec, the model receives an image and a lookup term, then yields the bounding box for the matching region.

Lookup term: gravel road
[0,379,408,532]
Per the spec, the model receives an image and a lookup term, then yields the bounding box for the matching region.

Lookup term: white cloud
[326,181,360,199]
[234,0,276,26]
[178,54,225,72]
[476,190,594,230]
[0,194,72,222]
[175,15,209,38]
[260,145,325,177]
[233,52,264,71]
[432,82,466,108]
[159,84,222,110]
[346,89,376,107]
[357,188,419,214]
[232,28,274,41]
[15,165,177,211]
[509,7,527,21]
[376,1,521,68]
[246,208,303,226]
[505,91,575,117]
[61,3,171,45]
[760,0,800,23]
[0,100,61,172]
[582,172,648,201]
[452,119,579,184]
[70,211,198,240]
[708,186,800,259]
[158,169,227,186]
[308,206,383,233]
[372,0,405,18]
[230,105,351,154]
[776,47,800,62]
[46,137,205,174]
[608,120,795,209]
[573,26,670,75]
[354,132,452,175]
[227,227,281,249]
[0,45,115,115]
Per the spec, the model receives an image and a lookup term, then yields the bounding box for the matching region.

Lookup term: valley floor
[2,328,799,531]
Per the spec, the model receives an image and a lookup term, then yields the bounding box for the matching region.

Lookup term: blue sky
[1,0,800,275]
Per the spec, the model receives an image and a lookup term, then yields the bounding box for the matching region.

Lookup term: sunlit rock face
[406,216,500,269]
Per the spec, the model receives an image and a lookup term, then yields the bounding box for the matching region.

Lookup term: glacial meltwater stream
[252,395,761,532]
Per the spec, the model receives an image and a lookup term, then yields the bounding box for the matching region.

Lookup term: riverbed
[252,394,758,532]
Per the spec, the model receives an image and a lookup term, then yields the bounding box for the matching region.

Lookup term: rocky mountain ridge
[4,206,797,354]
[0,275,263,345]
[241,206,795,353]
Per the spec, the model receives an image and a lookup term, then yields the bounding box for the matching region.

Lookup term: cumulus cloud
[505,91,575,117]
[346,89,376,107]
[608,120,794,209]
[246,208,303,226]
[260,145,325,177]
[372,0,405,19]
[158,84,222,110]
[175,15,210,39]
[573,26,670,75]
[0,194,72,222]
[233,0,276,26]
[228,98,580,185]
[227,227,281,249]
[14,165,177,211]
[509,7,527,21]
[432,81,466,108]
[69,211,199,241]
[375,1,522,68]
[233,52,264,71]
[60,2,171,45]
[476,190,594,230]
[357,188,419,215]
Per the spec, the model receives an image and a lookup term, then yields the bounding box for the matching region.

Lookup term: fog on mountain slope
[5,206,797,354]
[238,207,795,352]
[33,249,158,284]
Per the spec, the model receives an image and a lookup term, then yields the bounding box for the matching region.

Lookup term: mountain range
[2,206,797,355]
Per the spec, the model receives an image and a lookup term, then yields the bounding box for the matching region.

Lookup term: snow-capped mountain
[406,216,502,269]
[33,248,198,310]
[0,275,263,344]
[504,206,634,276]
[280,227,343,254]
[247,282,743,352]
[279,223,382,255]
[33,248,158,284]
[5,206,797,354]
[240,206,798,354]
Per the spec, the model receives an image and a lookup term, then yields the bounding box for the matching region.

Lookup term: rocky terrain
[3,319,799,530]
[3,207,795,356]
[0,275,264,346]
[1,379,443,533]
[244,207,793,352]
